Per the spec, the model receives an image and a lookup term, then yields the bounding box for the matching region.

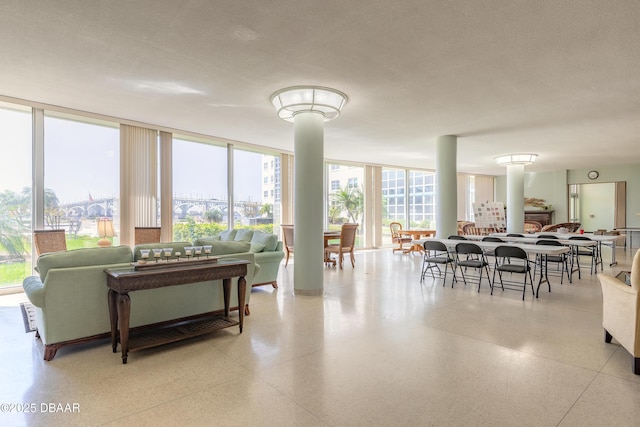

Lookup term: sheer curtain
[120,124,158,247]
[474,175,495,207]
[457,174,495,221]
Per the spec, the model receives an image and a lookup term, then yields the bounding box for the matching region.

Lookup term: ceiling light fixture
[270,86,348,122]
[495,153,538,166]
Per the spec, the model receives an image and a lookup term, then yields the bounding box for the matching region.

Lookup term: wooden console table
[105,258,249,364]
[524,210,554,227]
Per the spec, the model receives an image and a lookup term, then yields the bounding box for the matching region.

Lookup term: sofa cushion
[192,237,220,246]
[37,246,133,281]
[210,241,251,255]
[219,229,237,241]
[251,230,278,252]
[250,243,266,253]
[234,229,254,242]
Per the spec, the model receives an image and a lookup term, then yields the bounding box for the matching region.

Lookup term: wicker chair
[134,227,161,245]
[540,222,581,233]
[33,229,67,256]
[524,221,543,234]
[457,221,474,236]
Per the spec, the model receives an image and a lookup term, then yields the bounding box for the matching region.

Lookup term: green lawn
[0,262,31,288]
[0,236,101,288]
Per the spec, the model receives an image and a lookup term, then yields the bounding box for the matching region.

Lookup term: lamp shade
[97,218,116,247]
[97,218,116,238]
[495,153,538,166]
[270,86,348,122]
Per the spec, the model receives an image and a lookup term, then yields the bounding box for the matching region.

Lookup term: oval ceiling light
[270,86,348,122]
[495,153,538,166]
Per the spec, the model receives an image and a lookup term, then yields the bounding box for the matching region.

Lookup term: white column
[293,111,325,295]
[506,163,525,233]
[435,135,457,238]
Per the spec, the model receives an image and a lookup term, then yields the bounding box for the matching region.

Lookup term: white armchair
[598,249,640,374]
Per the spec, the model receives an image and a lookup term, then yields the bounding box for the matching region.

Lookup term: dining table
[399,229,436,253]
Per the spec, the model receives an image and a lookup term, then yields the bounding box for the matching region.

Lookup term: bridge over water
[60,196,262,220]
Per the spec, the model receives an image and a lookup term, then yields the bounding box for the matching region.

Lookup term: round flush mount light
[495,153,538,166]
[270,86,348,122]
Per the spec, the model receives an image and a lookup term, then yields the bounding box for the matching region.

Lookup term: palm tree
[259,203,272,218]
[204,209,223,223]
[330,185,363,224]
[0,189,29,257]
[328,205,342,224]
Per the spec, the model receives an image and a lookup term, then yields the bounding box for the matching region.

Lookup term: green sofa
[22,244,257,361]
[194,228,284,290]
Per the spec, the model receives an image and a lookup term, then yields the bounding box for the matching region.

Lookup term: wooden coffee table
[105,258,249,364]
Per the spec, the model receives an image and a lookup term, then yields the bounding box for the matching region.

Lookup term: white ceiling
[1,1,639,175]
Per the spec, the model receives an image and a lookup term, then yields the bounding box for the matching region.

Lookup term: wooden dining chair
[33,229,67,256]
[462,223,494,236]
[325,223,358,269]
[390,222,412,253]
[281,224,294,267]
[134,227,161,245]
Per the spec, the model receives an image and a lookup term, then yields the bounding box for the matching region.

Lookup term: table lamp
[97,218,116,247]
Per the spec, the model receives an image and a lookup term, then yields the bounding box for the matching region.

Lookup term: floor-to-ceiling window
[326,162,364,247]
[409,170,436,228]
[382,168,406,244]
[43,112,119,247]
[233,149,280,234]
[172,137,228,241]
[0,103,32,288]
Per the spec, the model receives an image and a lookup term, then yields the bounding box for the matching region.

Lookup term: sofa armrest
[599,273,640,356]
[23,276,46,308]
[254,250,285,264]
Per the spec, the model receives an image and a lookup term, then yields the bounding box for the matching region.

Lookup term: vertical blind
[120,124,158,246]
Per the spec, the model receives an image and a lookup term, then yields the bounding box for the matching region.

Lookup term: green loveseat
[194,228,284,290]
[22,244,257,361]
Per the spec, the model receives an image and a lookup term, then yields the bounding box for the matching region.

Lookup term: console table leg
[238,276,246,333]
[118,293,131,364]
[222,278,231,318]
[108,289,119,352]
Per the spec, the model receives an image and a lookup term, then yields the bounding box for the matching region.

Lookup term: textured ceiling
[1,1,639,175]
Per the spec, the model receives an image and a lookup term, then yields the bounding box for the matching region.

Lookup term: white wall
[495,170,568,224]
[496,163,640,228]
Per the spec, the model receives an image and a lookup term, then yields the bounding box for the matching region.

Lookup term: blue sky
[1,108,263,204]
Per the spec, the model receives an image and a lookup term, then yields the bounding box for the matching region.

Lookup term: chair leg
[605,329,612,343]
[634,357,640,375]
[350,251,355,267]
[528,269,535,297]
[285,252,290,267]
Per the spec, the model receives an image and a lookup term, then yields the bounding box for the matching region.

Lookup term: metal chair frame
[421,240,455,286]
[491,245,535,300]
[454,242,492,292]
[568,236,600,277]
